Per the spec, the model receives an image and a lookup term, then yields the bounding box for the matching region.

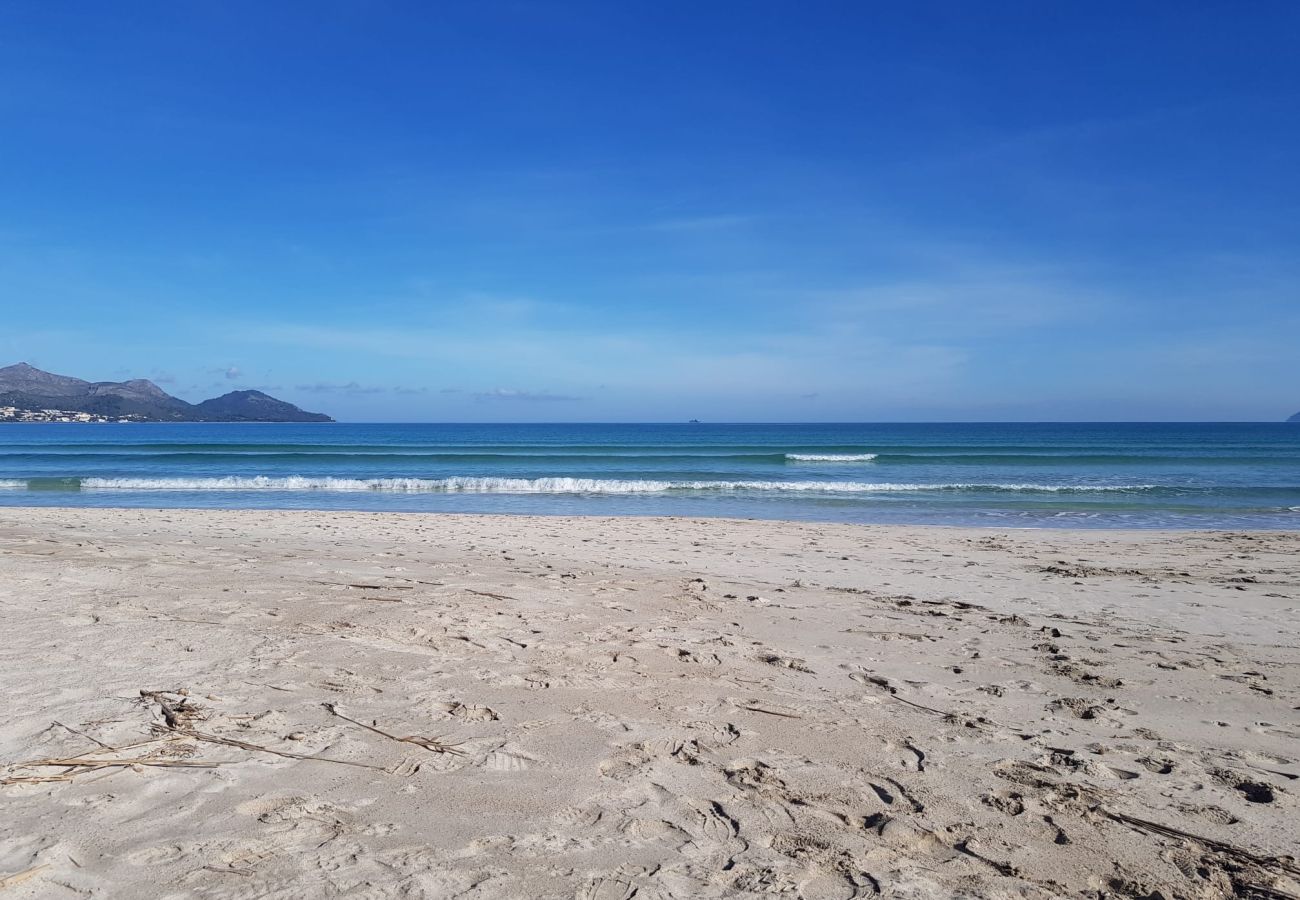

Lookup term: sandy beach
[0,507,1297,899]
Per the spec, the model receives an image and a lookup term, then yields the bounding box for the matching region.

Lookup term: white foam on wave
[77,476,1157,494]
[786,453,878,462]
[0,479,24,489]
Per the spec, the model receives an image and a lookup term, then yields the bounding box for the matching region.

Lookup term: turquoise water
[0,422,1297,528]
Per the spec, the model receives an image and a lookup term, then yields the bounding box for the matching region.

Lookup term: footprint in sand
[577,869,655,900]
[554,804,606,828]
[981,790,1026,816]
[125,844,188,866]
[482,745,538,772]
[437,700,499,722]
[797,871,860,900]
[1208,768,1278,804]
[1046,697,1107,720]
[880,738,928,772]
[757,652,814,673]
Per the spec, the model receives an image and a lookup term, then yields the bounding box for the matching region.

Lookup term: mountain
[193,390,332,423]
[1289,411,1300,423]
[0,363,333,422]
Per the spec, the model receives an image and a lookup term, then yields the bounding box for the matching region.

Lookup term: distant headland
[1289,411,1300,423]
[0,363,333,423]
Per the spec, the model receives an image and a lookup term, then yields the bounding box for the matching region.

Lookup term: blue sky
[2,2,1297,422]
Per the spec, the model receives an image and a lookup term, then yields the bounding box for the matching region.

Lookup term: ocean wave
[785,453,878,462]
[67,476,1159,494]
[0,479,24,489]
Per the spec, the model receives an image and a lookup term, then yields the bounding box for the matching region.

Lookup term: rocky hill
[193,390,331,423]
[0,363,333,422]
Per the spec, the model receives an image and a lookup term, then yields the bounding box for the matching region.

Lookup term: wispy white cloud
[295,381,388,395]
[471,388,583,403]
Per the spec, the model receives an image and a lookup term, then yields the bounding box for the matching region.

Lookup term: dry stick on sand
[0,865,49,890]
[323,702,467,755]
[2,755,217,787]
[16,756,216,771]
[1101,808,1300,879]
[139,690,204,729]
[139,692,386,770]
[464,588,519,603]
[50,720,114,751]
[738,705,803,719]
[2,774,76,786]
[3,719,219,785]
[152,725,386,770]
[856,677,1023,732]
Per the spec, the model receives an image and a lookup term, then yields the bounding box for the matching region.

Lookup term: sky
[1,2,1297,422]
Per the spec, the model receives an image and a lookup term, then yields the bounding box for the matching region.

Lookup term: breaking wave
[786,453,878,462]
[64,476,1159,494]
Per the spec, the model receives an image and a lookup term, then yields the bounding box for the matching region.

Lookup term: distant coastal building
[0,405,135,423]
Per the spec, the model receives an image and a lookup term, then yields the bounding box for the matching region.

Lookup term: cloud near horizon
[471,388,584,403]
[295,381,388,395]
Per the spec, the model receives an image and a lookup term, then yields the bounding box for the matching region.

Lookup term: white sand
[0,507,1297,898]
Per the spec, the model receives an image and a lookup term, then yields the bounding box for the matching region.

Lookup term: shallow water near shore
[1,421,1297,528]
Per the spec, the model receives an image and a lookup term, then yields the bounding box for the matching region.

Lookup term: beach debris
[49,719,113,750]
[2,742,221,787]
[323,702,466,755]
[139,689,205,728]
[1100,808,1300,884]
[154,724,385,770]
[0,865,50,890]
[730,699,803,719]
[465,588,519,603]
[135,691,384,770]
[849,672,1018,730]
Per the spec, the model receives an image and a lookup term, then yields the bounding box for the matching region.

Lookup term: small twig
[310,581,413,590]
[51,720,114,751]
[156,725,385,770]
[464,589,518,603]
[1,775,75,786]
[738,705,802,719]
[1101,808,1300,877]
[146,615,225,626]
[18,756,217,770]
[322,703,466,755]
[140,690,203,729]
[843,629,934,641]
[0,865,49,889]
[242,681,294,693]
[853,678,1021,731]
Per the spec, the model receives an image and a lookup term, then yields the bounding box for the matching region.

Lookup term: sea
[0,422,1297,529]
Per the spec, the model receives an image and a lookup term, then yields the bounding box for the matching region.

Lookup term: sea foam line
[786,453,878,462]
[72,476,1157,494]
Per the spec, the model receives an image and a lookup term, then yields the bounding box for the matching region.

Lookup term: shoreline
[2,507,1297,896]
[2,500,1297,533]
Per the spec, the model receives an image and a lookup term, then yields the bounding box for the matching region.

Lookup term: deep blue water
[1,422,1297,528]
